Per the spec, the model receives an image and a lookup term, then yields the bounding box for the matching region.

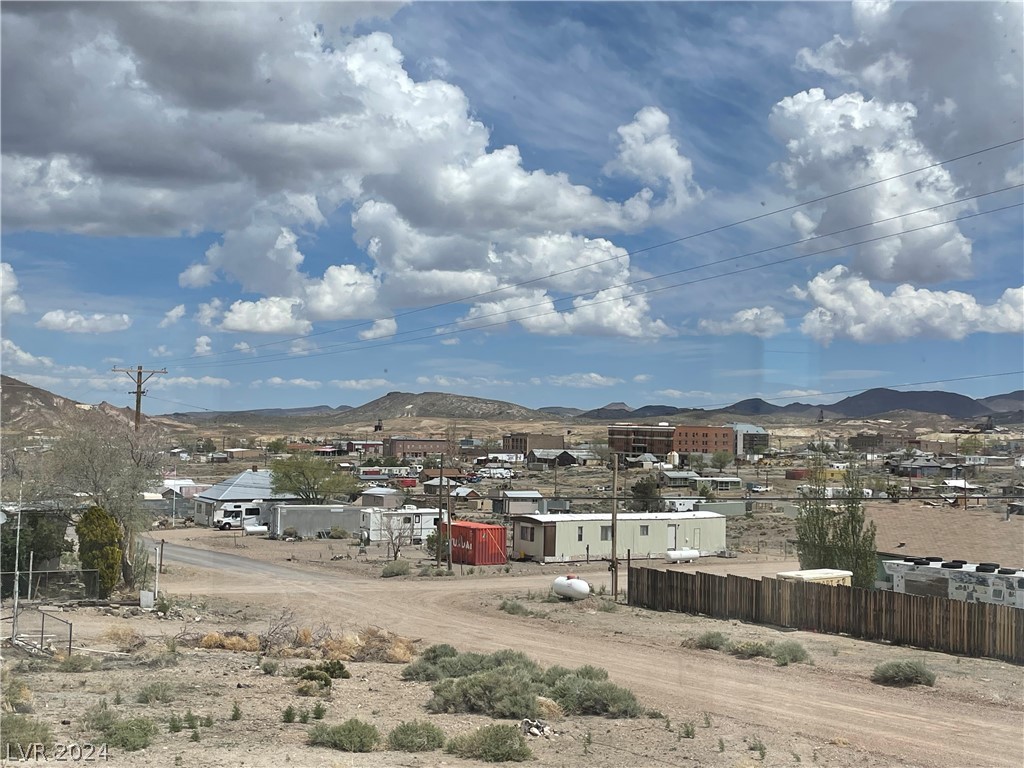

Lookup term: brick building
[502,432,565,455]
[384,436,449,460]
[607,424,676,461]
[673,425,736,456]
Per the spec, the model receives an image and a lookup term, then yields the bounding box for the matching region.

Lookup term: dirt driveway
[140,530,1024,768]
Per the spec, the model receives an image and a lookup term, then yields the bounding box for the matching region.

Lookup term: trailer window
[640,525,649,536]
[520,526,535,542]
[600,525,611,541]
[577,526,584,542]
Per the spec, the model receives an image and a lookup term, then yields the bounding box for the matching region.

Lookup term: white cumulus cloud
[158,304,186,328]
[359,318,397,341]
[36,310,131,333]
[1,263,27,316]
[546,373,623,388]
[151,375,231,389]
[330,378,391,390]
[193,335,212,356]
[1,339,54,368]
[220,298,312,335]
[796,266,1024,344]
[699,306,786,338]
[149,345,172,358]
[262,376,321,389]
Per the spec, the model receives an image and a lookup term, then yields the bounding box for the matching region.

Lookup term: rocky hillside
[338,391,551,422]
[0,375,143,434]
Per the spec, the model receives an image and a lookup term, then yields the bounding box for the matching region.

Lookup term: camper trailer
[360,505,439,545]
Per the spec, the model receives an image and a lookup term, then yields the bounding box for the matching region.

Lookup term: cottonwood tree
[271,453,357,503]
[795,458,878,588]
[49,410,163,588]
[711,450,733,474]
[629,475,660,512]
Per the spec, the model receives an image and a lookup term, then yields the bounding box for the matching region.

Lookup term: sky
[1,1,1022,415]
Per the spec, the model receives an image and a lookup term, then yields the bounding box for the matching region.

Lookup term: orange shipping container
[445,521,507,566]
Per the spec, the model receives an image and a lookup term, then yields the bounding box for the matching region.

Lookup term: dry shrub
[199,632,226,649]
[199,632,259,652]
[294,627,314,647]
[536,696,564,721]
[104,626,147,653]
[350,627,415,663]
[222,634,260,652]
[319,634,360,661]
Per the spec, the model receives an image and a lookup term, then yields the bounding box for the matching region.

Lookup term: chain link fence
[0,569,101,601]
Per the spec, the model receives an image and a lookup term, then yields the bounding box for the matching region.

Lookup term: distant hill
[827,388,991,419]
[337,391,551,422]
[166,404,349,425]
[718,398,782,416]
[979,390,1024,413]
[600,401,633,412]
[538,406,585,417]
[0,375,141,433]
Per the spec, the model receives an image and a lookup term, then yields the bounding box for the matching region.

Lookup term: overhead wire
[158,136,1024,365]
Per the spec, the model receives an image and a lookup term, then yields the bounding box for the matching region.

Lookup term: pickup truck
[750,484,772,493]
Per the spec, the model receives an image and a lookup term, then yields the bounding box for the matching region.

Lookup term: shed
[509,511,726,563]
[443,521,508,565]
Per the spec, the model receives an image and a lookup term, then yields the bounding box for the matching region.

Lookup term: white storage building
[269,504,363,539]
[509,511,726,563]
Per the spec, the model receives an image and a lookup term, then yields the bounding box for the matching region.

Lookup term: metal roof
[194,469,295,503]
[501,490,544,499]
[512,511,724,523]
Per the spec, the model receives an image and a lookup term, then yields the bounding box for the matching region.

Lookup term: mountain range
[1,375,1021,435]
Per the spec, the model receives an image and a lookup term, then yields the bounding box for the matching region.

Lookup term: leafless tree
[381,513,413,561]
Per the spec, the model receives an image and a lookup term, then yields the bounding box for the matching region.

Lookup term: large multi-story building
[502,432,565,455]
[608,424,676,461]
[384,436,449,460]
[673,425,736,456]
[726,423,770,456]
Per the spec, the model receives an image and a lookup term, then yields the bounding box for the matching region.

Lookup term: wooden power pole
[112,365,166,431]
[611,454,619,599]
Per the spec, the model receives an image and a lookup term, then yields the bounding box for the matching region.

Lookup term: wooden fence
[627,567,1024,664]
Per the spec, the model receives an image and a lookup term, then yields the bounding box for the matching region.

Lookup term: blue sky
[2,2,1022,414]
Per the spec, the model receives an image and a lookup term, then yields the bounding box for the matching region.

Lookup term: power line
[175,198,1023,369]
[159,136,1024,365]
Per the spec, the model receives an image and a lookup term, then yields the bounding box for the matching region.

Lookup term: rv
[209,501,268,530]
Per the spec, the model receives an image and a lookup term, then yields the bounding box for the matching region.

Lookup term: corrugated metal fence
[627,566,1023,663]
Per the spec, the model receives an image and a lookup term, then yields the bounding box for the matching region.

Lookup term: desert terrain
[4,527,1022,767]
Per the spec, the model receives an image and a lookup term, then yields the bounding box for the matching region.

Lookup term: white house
[509,511,726,563]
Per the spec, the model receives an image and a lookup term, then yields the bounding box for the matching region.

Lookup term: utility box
[775,568,853,586]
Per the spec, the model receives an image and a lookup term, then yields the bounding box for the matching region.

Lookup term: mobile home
[269,504,362,539]
[510,511,726,563]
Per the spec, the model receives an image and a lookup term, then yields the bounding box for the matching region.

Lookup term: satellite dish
[0,510,7,525]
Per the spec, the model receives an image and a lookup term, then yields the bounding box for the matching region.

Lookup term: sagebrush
[387,720,446,752]
[308,719,380,752]
[445,724,531,762]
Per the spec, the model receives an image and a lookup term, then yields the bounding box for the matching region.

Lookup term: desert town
[2,376,1023,767]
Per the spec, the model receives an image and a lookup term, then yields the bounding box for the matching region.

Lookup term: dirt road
[156,540,1024,767]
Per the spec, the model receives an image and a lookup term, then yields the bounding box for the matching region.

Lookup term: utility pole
[112,365,166,431]
[611,454,619,599]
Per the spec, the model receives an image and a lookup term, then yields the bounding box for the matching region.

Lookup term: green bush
[105,718,157,751]
[282,705,296,723]
[445,725,532,762]
[76,506,122,598]
[548,674,644,718]
[772,640,810,666]
[298,669,332,688]
[230,702,242,721]
[427,668,540,719]
[382,560,411,578]
[420,644,458,663]
[695,631,730,650]
[308,719,380,752]
[499,599,533,616]
[312,702,327,720]
[328,527,349,539]
[136,681,175,704]
[260,660,279,676]
[870,660,936,687]
[387,720,446,752]
[727,640,774,659]
[84,701,118,734]
[2,714,53,755]
[59,655,97,672]
[312,660,350,679]
[168,713,183,733]
[403,649,539,683]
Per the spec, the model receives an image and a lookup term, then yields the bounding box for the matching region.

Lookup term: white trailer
[360,505,440,545]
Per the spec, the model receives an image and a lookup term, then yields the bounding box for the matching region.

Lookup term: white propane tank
[552,574,591,600]
[665,549,701,564]
[243,524,269,535]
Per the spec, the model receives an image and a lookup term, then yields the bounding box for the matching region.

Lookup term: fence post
[40,611,45,652]
[626,550,631,603]
[68,620,73,657]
